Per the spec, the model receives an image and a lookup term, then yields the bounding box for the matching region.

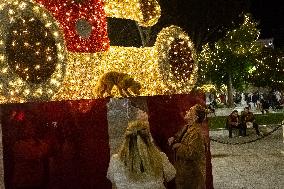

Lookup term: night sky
[249,0,284,47]
[107,0,284,48]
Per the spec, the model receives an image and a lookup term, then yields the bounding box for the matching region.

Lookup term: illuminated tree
[198,14,262,107]
[250,48,284,89]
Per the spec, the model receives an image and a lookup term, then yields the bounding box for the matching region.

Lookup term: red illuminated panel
[35,0,110,53]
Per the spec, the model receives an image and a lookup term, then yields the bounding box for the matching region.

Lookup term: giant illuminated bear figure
[0,0,198,103]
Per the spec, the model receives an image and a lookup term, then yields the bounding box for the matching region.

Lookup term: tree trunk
[227,74,234,107]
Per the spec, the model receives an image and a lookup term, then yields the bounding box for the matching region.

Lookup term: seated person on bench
[226,110,244,138]
[241,107,261,136]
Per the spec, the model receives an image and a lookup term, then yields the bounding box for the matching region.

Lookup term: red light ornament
[35,0,110,53]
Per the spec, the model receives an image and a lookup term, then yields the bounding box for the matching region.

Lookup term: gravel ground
[210,127,284,189]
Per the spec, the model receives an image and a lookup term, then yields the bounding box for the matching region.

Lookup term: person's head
[231,110,238,117]
[244,107,250,113]
[118,120,162,181]
[184,104,206,124]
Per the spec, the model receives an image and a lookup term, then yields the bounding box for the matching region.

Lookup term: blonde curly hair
[118,120,163,181]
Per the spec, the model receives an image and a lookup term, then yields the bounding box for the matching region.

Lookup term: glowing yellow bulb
[47,89,53,94]
[8,9,15,15]
[33,6,40,13]
[58,54,64,60]
[23,89,30,96]
[19,2,27,10]
[35,88,43,95]
[53,32,59,37]
[0,4,5,11]
[45,22,52,27]
[1,68,8,73]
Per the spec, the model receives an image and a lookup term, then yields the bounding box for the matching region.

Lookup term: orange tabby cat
[94,71,141,98]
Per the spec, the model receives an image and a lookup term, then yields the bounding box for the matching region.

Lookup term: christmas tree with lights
[198,14,262,106]
[250,47,284,90]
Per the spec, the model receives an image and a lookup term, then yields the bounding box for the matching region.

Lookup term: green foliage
[197,14,262,90]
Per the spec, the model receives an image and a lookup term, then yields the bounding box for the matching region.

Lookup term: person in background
[168,104,206,189]
[252,92,259,110]
[107,119,176,189]
[226,110,244,138]
[241,107,262,136]
[260,98,269,114]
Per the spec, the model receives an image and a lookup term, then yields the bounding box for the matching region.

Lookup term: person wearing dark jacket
[226,110,244,138]
[240,107,261,136]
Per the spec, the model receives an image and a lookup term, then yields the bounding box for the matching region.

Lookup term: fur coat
[174,122,206,189]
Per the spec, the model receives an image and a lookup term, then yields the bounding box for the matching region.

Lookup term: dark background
[108,0,283,49]
[249,0,284,48]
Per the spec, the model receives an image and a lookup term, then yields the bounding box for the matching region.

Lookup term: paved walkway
[210,127,284,189]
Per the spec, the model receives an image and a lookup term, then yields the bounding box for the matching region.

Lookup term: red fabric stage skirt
[1,93,213,189]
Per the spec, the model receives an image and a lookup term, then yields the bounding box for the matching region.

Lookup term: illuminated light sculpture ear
[0,0,67,102]
[154,26,198,93]
[137,0,161,27]
[35,0,110,53]
[104,0,161,27]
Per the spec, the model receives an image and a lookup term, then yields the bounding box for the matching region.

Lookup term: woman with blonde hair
[107,118,176,189]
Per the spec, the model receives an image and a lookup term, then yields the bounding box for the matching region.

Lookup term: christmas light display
[0,0,67,102]
[198,14,284,90]
[104,0,161,27]
[0,0,197,104]
[250,48,284,88]
[197,84,216,92]
[155,26,198,93]
[34,0,110,52]
[54,26,198,101]
[197,14,261,92]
